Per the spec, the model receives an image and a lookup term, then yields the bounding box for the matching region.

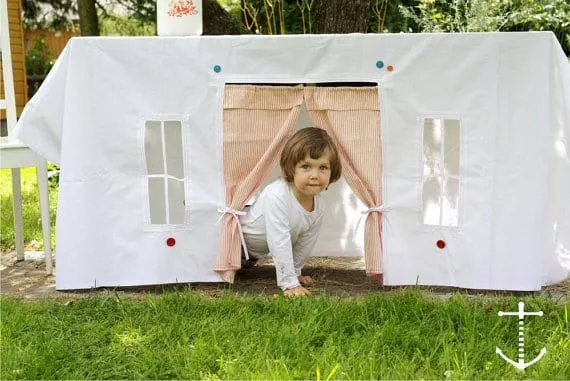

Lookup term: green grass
[1,290,568,380]
[1,171,568,379]
[0,168,57,250]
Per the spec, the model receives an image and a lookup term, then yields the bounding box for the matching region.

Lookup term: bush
[47,162,60,189]
[503,0,569,54]
[25,36,54,97]
[400,0,570,54]
[25,35,54,76]
[99,15,156,36]
[404,0,506,32]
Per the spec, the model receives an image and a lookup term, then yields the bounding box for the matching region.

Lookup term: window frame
[140,115,191,232]
[417,115,464,231]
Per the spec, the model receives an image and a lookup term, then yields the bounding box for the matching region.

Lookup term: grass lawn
[1,170,568,380]
[1,291,569,380]
[0,168,57,250]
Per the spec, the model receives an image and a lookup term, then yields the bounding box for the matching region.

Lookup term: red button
[166,237,176,247]
[436,240,446,249]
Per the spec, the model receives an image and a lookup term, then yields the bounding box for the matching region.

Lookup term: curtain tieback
[355,204,389,237]
[362,205,389,214]
[217,207,250,260]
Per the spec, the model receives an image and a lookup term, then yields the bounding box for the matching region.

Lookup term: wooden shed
[1,0,27,119]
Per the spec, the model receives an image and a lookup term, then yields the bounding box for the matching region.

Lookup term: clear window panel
[422,176,441,226]
[442,177,460,226]
[444,119,460,177]
[145,121,164,174]
[148,178,166,224]
[164,120,184,179]
[423,118,442,177]
[167,178,186,225]
[422,118,461,227]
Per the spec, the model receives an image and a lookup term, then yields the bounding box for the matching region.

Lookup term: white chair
[0,0,52,274]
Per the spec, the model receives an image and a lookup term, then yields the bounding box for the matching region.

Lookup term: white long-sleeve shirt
[240,179,325,290]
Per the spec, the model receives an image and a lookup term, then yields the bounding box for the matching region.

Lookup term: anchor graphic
[496,302,547,370]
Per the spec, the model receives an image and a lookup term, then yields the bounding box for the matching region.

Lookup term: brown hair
[280,127,341,184]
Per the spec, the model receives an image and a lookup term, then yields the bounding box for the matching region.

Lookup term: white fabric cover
[14,32,570,290]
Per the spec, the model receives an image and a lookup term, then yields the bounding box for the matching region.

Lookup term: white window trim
[417,115,464,232]
[140,114,191,232]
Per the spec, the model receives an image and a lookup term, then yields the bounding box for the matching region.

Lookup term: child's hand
[284,285,311,297]
[298,275,313,287]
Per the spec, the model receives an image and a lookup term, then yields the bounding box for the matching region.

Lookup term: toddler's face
[292,151,331,200]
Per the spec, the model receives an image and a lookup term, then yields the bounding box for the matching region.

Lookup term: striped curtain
[304,87,383,276]
[215,85,304,283]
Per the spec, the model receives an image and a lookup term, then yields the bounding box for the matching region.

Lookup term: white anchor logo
[496,301,547,370]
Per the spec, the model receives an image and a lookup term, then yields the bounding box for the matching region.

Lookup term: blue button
[376,60,384,69]
[213,65,222,73]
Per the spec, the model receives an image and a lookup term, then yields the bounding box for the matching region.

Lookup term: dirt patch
[1,251,58,299]
[1,251,568,300]
[0,252,382,299]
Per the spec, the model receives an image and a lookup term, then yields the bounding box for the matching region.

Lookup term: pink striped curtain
[215,85,304,282]
[304,87,383,276]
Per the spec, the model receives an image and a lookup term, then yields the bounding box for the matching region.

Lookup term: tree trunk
[314,0,372,34]
[77,0,100,36]
[203,0,250,35]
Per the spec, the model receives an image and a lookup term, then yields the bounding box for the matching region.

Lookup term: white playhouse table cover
[14,32,570,291]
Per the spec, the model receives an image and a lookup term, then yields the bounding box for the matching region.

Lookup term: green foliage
[99,14,156,36]
[25,37,54,76]
[25,37,55,98]
[241,0,419,35]
[22,0,77,29]
[503,0,570,53]
[0,169,57,250]
[240,0,314,35]
[399,0,510,32]
[219,0,244,21]
[47,163,60,189]
[1,291,568,379]
[400,0,570,54]
[113,0,157,24]
[369,0,419,33]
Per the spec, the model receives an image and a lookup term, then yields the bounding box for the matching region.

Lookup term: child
[240,127,342,296]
